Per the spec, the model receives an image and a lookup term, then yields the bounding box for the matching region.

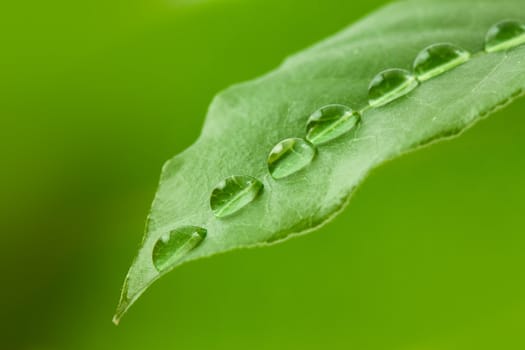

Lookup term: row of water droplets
[151,20,525,272]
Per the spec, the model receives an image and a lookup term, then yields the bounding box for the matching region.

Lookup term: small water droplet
[152,226,206,272]
[413,43,470,81]
[210,175,263,218]
[267,138,316,179]
[305,104,361,145]
[368,68,418,107]
[485,20,525,53]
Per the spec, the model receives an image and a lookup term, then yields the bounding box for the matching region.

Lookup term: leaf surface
[114,0,525,322]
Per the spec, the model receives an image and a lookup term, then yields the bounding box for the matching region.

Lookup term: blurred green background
[2,0,525,349]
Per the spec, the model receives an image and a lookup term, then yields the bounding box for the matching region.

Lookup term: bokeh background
[2,0,525,349]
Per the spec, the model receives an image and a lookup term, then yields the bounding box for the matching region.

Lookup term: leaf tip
[112,275,134,326]
[112,314,121,326]
[113,266,155,325]
[112,295,129,326]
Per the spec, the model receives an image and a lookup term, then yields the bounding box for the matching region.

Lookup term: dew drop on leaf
[305,104,361,145]
[413,43,471,81]
[485,19,525,53]
[210,175,263,218]
[368,68,419,107]
[152,226,207,272]
[267,138,316,179]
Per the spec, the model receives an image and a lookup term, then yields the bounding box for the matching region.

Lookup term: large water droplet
[368,68,418,107]
[210,175,263,218]
[267,138,316,179]
[152,226,206,272]
[485,20,525,53]
[413,43,470,81]
[305,104,361,145]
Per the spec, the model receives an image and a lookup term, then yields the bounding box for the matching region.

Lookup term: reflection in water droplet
[368,68,418,107]
[413,43,470,81]
[152,226,207,272]
[210,175,263,218]
[267,138,316,179]
[305,104,361,145]
[485,20,525,53]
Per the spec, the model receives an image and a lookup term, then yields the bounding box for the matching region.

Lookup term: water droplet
[305,104,361,145]
[152,226,206,272]
[267,138,316,179]
[485,20,525,53]
[368,68,418,107]
[413,43,470,81]
[210,175,263,218]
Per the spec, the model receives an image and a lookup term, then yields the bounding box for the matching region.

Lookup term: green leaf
[114,0,525,323]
